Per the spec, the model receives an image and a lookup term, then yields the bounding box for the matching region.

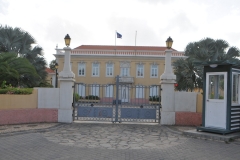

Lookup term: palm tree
[0,25,47,87]
[0,26,35,54]
[22,46,47,87]
[174,38,240,91]
[0,52,38,87]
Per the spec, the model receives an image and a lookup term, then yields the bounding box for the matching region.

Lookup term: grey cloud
[201,0,240,22]
[44,16,91,47]
[161,12,198,34]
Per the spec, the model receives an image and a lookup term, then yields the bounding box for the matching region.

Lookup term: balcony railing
[117,76,134,83]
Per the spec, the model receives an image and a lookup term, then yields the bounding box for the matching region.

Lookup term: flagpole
[135,31,137,55]
[135,31,137,47]
[115,30,116,55]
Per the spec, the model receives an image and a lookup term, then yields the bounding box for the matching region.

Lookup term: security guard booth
[197,63,240,134]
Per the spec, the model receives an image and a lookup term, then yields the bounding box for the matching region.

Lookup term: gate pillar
[160,49,176,125]
[58,46,75,123]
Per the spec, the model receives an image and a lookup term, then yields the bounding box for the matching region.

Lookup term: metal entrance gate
[73,76,161,123]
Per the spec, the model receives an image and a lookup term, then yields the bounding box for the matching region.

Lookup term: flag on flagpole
[116,32,122,38]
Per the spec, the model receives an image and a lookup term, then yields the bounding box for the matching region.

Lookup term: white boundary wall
[174,92,198,112]
[37,88,59,109]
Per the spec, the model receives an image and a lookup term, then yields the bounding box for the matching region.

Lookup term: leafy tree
[0,25,48,87]
[49,59,57,70]
[173,38,240,91]
[0,52,38,87]
[21,46,47,87]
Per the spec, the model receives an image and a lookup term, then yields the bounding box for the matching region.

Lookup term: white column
[58,47,75,123]
[160,49,176,125]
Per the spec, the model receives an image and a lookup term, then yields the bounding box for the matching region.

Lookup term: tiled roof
[45,68,55,73]
[74,45,177,51]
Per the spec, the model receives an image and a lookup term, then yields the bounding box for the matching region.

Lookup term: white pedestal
[161,111,175,125]
[58,109,73,123]
[160,49,176,125]
[58,78,75,123]
[57,46,75,123]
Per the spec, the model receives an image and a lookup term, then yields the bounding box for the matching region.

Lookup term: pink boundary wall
[175,112,202,126]
[0,109,58,125]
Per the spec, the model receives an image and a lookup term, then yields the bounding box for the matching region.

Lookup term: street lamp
[166,36,173,49]
[160,36,176,82]
[64,34,71,47]
[55,62,58,88]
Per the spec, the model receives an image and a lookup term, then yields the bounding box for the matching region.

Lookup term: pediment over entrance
[120,61,131,68]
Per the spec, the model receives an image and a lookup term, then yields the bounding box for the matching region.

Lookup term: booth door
[205,72,227,129]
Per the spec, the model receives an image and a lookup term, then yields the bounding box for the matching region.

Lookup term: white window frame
[78,84,86,97]
[91,84,100,96]
[92,63,100,77]
[136,64,144,78]
[106,63,114,77]
[150,64,158,78]
[105,85,113,97]
[121,67,130,77]
[78,63,86,76]
[232,72,240,105]
[136,85,145,98]
[149,85,159,96]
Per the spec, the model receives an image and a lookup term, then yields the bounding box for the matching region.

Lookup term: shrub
[73,93,84,101]
[149,96,161,102]
[85,95,100,100]
[74,93,80,101]
[0,88,33,94]
[1,81,11,89]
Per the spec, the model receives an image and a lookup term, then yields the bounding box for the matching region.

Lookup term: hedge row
[149,96,161,101]
[0,88,33,94]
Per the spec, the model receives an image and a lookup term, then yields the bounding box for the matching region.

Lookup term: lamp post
[58,34,75,123]
[166,36,173,49]
[160,36,176,125]
[160,36,176,82]
[59,34,73,76]
[55,62,58,88]
[64,34,71,47]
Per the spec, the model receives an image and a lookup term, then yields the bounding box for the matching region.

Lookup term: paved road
[0,123,240,160]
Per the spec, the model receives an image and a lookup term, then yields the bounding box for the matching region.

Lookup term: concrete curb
[164,126,183,135]
[183,129,240,142]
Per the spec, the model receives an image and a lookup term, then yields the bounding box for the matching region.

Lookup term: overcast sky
[1,0,240,65]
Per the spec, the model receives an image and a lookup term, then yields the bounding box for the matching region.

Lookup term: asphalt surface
[0,122,240,160]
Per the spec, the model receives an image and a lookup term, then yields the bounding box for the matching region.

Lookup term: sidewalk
[1,122,240,159]
[0,122,195,134]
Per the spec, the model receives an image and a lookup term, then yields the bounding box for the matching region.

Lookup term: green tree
[49,59,57,70]
[0,25,47,87]
[0,52,38,87]
[21,46,47,87]
[173,38,240,91]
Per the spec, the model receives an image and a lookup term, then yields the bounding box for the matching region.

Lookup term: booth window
[232,73,240,105]
[208,75,224,99]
